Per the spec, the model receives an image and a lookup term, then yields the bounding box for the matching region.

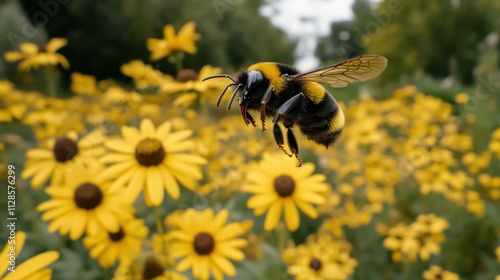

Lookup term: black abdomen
[297,93,343,147]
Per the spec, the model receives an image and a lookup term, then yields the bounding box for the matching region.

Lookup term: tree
[11,0,295,79]
[367,0,494,84]
[316,0,499,84]
[315,0,372,64]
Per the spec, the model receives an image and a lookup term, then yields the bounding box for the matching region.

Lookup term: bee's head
[201,69,265,127]
[238,70,264,105]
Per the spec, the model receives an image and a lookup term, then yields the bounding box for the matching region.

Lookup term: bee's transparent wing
[291,55,387,88]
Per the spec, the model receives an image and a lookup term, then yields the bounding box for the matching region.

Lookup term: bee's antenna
[228,84,242,110]
[216,83,237,107]
[202,74,237,83]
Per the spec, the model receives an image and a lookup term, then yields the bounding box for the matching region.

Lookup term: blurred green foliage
[316,0,500,85]
[0,0,295,80]
[1,1,500,279]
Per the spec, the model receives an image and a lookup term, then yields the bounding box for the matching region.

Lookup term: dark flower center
[108,227,125,242]
[142,256,164,279]
[309,258,323,271]
[38,44,47,53]
[176,69,199,82]
[53,137,79,163]
[74,183,103,210]
[135,138,165,166]
[274,175,295,197]
[193,233,215,255]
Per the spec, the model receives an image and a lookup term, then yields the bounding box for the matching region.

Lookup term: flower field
[1,20,500,280]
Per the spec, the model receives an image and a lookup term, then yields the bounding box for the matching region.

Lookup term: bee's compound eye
[242,91,249,100]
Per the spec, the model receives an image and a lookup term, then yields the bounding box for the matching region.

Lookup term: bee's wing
[291,55,387,88]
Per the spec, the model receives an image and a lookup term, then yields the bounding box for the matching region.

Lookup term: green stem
[104,267,113,279]
[276,223,289,280]
[154,206,166,253]
[43,66,57,98]
[277,222,288,254]
[169,52,184,73]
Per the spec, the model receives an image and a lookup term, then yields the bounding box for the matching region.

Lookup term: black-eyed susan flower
[283,233,357,280]
[166,208,248,280]
[4,38,69,71]
[0,232,59,280]
[83,218,148,268]
[36,164,135,240]
[100,118,206,205]
[422,265,459,280]
[0,81,27,122]
[383,223,416,262]
[121,60,173,89]
[146,21,201,61]
[488,128,500,157]
[113,255,188,280]
[243,153,329,231]
[161,65,228,107]
[71,72,97,95]
[383,215,449,263]
[21,130,105,189]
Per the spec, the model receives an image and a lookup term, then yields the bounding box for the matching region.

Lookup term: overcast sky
[262,0,355,69]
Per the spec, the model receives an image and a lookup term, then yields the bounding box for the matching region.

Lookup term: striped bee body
[203,55,387,166]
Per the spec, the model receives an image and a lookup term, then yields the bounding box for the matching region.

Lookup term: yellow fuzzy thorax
[302,82,326,104]
[247,63,285,92]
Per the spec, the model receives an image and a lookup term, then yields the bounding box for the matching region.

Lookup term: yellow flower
[0,96,27,122]
[147,21,201,61]
[283,233,357,280]
[161,65,228,107]
[454,92,469,104]
[466,190,485,217]
[71,72,97,95]
[0,232,59,280]
[21,130,105,188]
[489,128,500,157]
[36,164,135,240]
[243,153,329,231]
[383,223,413,262]
[415,214,450,234]
[83,218,148,268]
[113,255,188,280]
[166,208,248,280]
[100,118,206,205]
[0,82,28,122]
[0,80,14,95]
[4,38,69,71]
[384,215,449,262]
[121,60,173,88]
[423,265,459,280]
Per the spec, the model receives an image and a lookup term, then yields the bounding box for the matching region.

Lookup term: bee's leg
[273,123,292,157]
[271,93,304,161]
[272,93,304,123]
[260,86,273,132]
[286,128,302,167]
[246,111,257,127]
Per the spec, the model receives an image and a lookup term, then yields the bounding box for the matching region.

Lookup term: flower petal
[210,254,236,277]
[3,252,59,280]
[158,165,180,200]
[140,118,156,137]
[283,199,300,231]
[264,199,283,231]
[146,167,164,206]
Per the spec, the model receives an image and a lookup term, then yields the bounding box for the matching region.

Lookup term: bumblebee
[203,55,387,166]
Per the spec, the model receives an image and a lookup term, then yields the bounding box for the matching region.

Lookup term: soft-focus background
[1,0,500,279]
